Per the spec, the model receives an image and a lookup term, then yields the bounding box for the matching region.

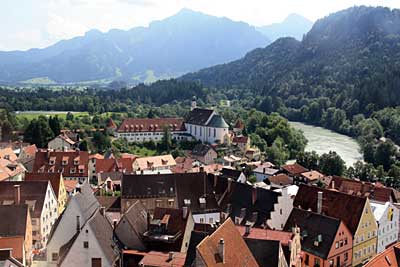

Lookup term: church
[184,97,229,144]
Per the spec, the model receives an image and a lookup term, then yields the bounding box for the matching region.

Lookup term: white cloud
[1,0,400,50]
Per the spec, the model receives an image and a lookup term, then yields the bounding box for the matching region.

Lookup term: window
[335,241,339,249]
[315,258,320,267]
[83,241,89,248]
[304,254,309,265]
[209,217,214,223]
[344,252,348,261]
[329,260,334,267]
[52,253,59,261]
[91,258,101,267]
[200,217,204,223]
[344,238,348,245]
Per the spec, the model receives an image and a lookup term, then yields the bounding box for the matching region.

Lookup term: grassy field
[15,111,89,120]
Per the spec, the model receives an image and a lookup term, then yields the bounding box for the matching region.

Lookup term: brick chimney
[317,191,323,214]
[14,185,20,205]
[218,238,225,263]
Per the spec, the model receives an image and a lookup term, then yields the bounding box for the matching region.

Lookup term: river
[289,121,363,167]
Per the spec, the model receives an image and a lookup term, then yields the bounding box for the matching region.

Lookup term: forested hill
[182,6,400,111]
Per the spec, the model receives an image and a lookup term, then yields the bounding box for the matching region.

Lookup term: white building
[371,201,399,253]
[115,118,189,143]
[185,106,229,144]
[267,185,299,230]
[46,182,100,266]
[48,134,77,151]
[57,208,117,267]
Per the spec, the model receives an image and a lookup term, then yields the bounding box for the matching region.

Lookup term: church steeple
[191,96,197,111]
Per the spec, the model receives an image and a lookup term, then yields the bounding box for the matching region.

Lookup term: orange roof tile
[236,226,293,246]
[364,242,400,267]
[139,251,186,267]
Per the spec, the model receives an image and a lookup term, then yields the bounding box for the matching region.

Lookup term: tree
[92,131,111,152]
[1,120,13,141]
[23,117,54,148]
[319,151,345,176]
[297,151,320,170]
[49,116,61,136]
[66,112,74,121]
[160,126,172,153]
[266,137,289,166]
[374,140,397,170]
[79,140,89,151]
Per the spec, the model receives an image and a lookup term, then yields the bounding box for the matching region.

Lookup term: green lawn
[130,146,158,157]
[15,111,89,120]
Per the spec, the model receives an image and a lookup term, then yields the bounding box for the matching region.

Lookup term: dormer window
[79,169,84,174]
[184,199,191,206]
[49,160,55,165]
[4,155,10,160]
[70,168,76,174]
[74,160,79,166]
[62,160,67,166]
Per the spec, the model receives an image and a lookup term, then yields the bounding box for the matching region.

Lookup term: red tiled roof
[0,236,24,262]
[139,251,186,267]
[33,150,89,178]
[197,218,259,266]
[330,176,394,202]
[117,118,185,133]
[301,170,324,181]
[96,158,134,173]
[236,226,293,246]
[233,136,249,143]
[0,147,18,162]
[282,163,308,175]
[268,174,292,186]
[294,184,367,235]
[171,157,196,173]
[22,144,37,157]
[63,180,78,193]
[106,118,117,129]
[364,242,400,267]
[24,172,62,197]
[234,120,245,130]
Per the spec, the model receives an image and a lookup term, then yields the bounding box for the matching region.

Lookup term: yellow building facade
[352,198,378,266]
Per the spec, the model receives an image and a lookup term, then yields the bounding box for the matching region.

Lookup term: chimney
[263,168,266,174]
[200,165,205,173]
[14,185,20,205]
[226,203,232,214]
[182,206,188,219]
[288,240,292,251]
[76,216,80,233]
[252,186,257,205]
[218,238,225,263]
[240,208,246,219]
[100,207,106,217]
[227,178,233,193]
[331,181,335,189]
[317,191,323,214]
[113,219,118,229]
[168,251,174,261]
[245,224,251,235]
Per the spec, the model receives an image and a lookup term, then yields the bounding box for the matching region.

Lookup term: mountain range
[0,9,314,85]
[183,6,400,110]
[257,13,313,41]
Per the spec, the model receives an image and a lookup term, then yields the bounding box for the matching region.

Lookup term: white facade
[267,185,299,230]
[48,137,75,151]
[59,217,113,267]
[185,122,228,144]
[193,212,221,224]
[33,182,58,249]
[371,202,399,253]
[116,131,189,143]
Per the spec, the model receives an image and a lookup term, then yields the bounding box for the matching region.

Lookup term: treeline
[0,79,204,113]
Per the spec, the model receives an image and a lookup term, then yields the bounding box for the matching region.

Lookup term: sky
[1,0,400,51]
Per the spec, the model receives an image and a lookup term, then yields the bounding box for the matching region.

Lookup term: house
[185,106,229,144]
[244,147,261,161]
[33,150,89,182]
[0,182,57,249]
[300,170,325,184]
[17,144,37,172]
[48,134,78,151]
[233,119,245,135]
[253,163,279,182]
[0,147,25,181]
[142,207,194,253]
[116,118,187,143]
[138,251,186,267]
[97,172,123,193]
[236,226,302,267]
[57,208,117,267]
[96,196,121,224]
[24,172,68,215]
[284,208,353,267]
[370,202,399,253]
[267,174,293,188]
[191,144,217,165]
[281,163,308,182]
[329,176,396,204]
[114,200,148,251]
[46,182,100,265]
[219,168,246,183]
[195,218,258,266]
[222,155,242,167]
[171,157,199,173]
[294,184,378,266]
[232,136,250,152]
[267,185,299,230]
[132,155,176,172]
[0,205,32,266]
[364,242,400,267]
[218,179,280,228]
[121,172,220,224]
